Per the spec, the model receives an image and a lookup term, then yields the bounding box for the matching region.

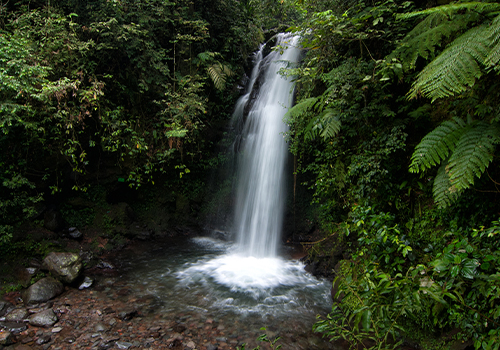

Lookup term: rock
[0,330,14,345]
[68,227,83,239]
[118,309,137,321]
[97,260,115,269]
[186,340,196,348]
[28,309,58,327]
[78,276,93,290]
[0,301,14,317]
[206,345,218,350]
[0,321,28,333]
[116,341,133,349]
[36,334,51,345]
[5,308,28,322]
[51,327,63,333]
[42,252,82,283]
[94,323,107,332]
[21,277,64,304]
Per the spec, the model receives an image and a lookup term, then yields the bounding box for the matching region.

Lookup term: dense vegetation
[1,0,500,349]
[286,0,500,349]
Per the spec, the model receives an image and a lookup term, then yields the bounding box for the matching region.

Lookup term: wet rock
[206,345,218,350]
[118,309,137,321]
[51,327,63,333]
[42,252,82,283]
[0,301,14,317]
[0,330,14,345]
[97,260,115,269]
[116,340,133,349]
[78,276,93,290]
[28,309,58,327]
[173,323,186,333]
[36,334,51,345]
[0,321,28,333]
[21,277,64,304]
[94,323,107,333]
[5,308,28,322]
[68,227,83,239]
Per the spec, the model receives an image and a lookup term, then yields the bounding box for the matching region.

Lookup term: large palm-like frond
[408,24,490,101]
[207,63,233,91]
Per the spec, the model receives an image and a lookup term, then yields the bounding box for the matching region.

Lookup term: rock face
[28,309,58,327]
[0,301,14,317]
[43,252,82,283]
[21,277,64,304]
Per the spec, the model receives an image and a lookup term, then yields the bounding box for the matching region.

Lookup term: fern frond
[319,109,342,140]
[484,14,500,67]
[433,163,462,208]
[410,117,467,173]
[390,13,474,70]
[447,122,500,190]
[305,108,341,141]
[197,51,217,63]
[207,63,233,90]
[284,97,319,122]
[397,2,500,20]
[408,24,490,101]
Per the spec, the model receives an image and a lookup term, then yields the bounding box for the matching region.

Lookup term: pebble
[116,340,133,349]
[52,326,63,333]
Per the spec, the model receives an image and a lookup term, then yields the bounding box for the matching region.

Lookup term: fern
[409,117,467,173]
[305,108,342,141]
[390,13,475,70]
[284,97,319,122]
[397,2,500,20]
[207,63,233,91]
[433,163,462,208]
[484,14,500,68]
[447,121,500,190]
[408,24,490,101]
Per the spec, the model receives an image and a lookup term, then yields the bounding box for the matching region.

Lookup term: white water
[169,35,331,323]
[234,33,302,258]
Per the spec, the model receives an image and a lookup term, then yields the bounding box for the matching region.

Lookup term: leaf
[361,309,371,332]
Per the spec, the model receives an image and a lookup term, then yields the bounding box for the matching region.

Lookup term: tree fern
[207,63,233,91]
[409,117,467,173]
[447,121,500,190]
[390,13,474,70]
[433,163,462,208]
[397,2,500,20]
[484,14,500,68]
[408,24,490,101]
[305,108,342,141]
[284,97,319,123]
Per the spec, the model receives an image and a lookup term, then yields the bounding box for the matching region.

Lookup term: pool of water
[103,236,339,349]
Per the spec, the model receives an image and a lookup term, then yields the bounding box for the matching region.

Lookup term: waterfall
[233,34,302,258]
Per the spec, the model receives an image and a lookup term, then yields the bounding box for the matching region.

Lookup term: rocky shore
[0,237,337,350]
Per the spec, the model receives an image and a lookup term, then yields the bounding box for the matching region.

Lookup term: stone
[5,308,29,322]
[0,321,28,333]
[28,309,58,327]
[78,276,93,290]
[68,227,83,239]
[94,323,107,332]
[21,277,64,304]
[116,341,133,349]
[42,252,82,283]
[0,301,14,317]
[51,327,63,333]
[186,340,196,348]
[0,330,14,345]
[206,345,218,350]
[36,334,51,345]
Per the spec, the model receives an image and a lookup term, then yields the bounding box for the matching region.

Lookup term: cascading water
[234,34,302,258]
[107,34,336,350]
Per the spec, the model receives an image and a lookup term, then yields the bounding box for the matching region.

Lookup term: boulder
[0,329,14,345]
[28,309,58,327]
[21,277,64,304]
[0,301,14,317]
[68,227,83,239]
[43,252,82,283]
[5,308,28,322]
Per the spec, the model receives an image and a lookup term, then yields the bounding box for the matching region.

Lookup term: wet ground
[1,237,344,350]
